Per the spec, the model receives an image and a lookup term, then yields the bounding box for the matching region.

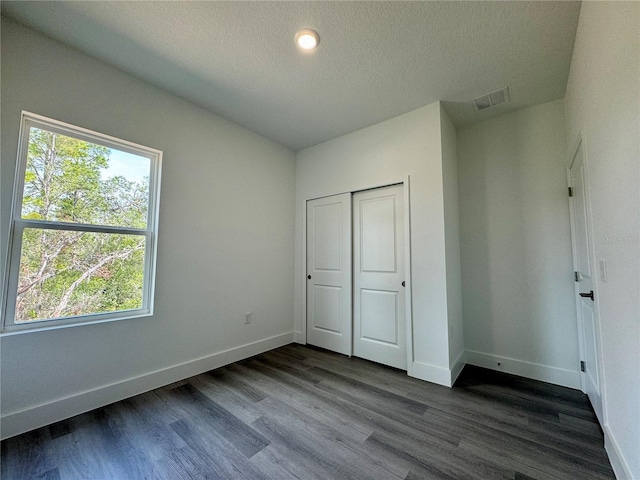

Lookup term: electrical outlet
[244,312,252,324]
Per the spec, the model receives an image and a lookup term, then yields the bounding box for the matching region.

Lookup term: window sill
[0,310,152,336]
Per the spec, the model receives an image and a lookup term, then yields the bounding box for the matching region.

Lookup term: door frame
[302,176,414,371]
[566,132,605,405]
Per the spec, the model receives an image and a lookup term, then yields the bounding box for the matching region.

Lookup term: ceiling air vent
[472,87,510,111]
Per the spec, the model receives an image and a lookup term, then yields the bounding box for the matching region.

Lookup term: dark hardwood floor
[1,344,614,480]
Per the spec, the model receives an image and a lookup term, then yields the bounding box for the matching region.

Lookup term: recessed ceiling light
[295,29,319,50]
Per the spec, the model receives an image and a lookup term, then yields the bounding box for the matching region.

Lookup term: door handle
[402,281,405,287]
[579,290,594,301]
[307,275,311,280]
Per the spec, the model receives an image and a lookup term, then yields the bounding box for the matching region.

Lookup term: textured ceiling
[1,1,581,151]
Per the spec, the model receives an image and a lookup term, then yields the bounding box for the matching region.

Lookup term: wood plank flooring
[1,344,615,480]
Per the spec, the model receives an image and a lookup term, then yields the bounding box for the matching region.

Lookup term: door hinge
[568,187,574,197]
[574,271,579,282]
[580,361,585,372]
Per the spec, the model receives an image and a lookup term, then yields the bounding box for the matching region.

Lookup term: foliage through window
[2,113,162,332]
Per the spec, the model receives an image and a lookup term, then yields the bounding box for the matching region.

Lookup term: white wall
[295,101,459,386]
[0,18,296,438]
[563,3,640,478]
[457,99,581,388]
[440,105,464,378]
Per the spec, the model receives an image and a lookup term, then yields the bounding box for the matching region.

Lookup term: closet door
[353,185,406,369]
[306,194,352,355]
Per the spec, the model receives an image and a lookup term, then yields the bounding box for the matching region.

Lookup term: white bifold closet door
[353,185,406,370]
[306,193,352,356]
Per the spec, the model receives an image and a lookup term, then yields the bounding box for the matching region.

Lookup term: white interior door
[568,140,603,423]
[353,185,406,370]
[306,194,352,355]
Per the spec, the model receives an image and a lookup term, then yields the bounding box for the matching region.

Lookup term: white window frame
[1,112,162,335]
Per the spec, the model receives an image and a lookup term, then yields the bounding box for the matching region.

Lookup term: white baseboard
[604,424,635,480]
[409,360,452,387]
[449,350,466,386]
[1,332,294,440]
[465,350,581,389]
[409,352,467,388]
[294,331,305,343]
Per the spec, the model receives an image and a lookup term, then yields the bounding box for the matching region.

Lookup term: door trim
[301,176,413,373]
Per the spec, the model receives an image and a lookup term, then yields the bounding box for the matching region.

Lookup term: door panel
[313,203,342,271]
[306,194,352,355]
[312,285,342,333]
[574,168,592,278]
[582,301,599,393]
[361,197,397,272]
[360,289,399,345]
[353,185,406,370]
[569,140,602,423]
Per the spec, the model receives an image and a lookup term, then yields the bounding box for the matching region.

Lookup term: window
[2,112,162,333]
